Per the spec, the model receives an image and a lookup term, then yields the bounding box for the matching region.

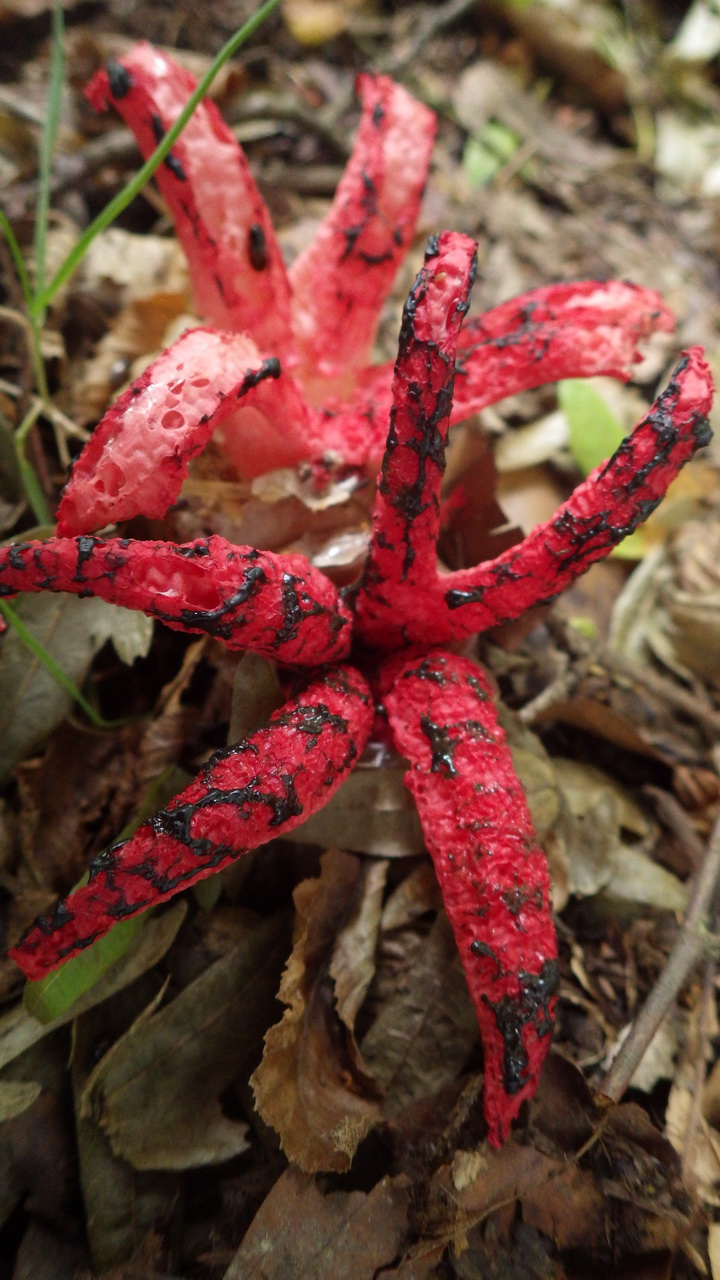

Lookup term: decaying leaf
[285,750,425,856]
[0,593,152,784]
[251,850,383,1173]
[80,911,290,1170]
[0,1078,41,1121]
[224,1165,411,1280]
[361,912,478,1116]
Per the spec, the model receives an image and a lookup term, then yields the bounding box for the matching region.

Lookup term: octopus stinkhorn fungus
[5,226,713,1146]
[57,44,676,532]
[3,55,714,1147]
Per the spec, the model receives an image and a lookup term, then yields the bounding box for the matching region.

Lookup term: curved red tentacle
[0,535,352,666]
[289,73,436,397]
[383,649,557,1146]
[309,280,677,466]
[10,666,373,981]
[56,329,317,534]
[355,337,713,649]
[441,346,714,632]
[86,45,293,349]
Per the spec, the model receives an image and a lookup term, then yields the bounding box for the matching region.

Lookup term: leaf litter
[2,0,720,1275]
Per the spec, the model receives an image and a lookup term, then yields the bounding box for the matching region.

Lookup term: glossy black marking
[466,673,489,701]
[402,656,449,686]
[372,101,385,128]
[238,358,281,396]
[482,960,559,1095]
[359,249,394,267]
[106,60,132,99]
[74,536,100,583]
[150,113,165,145]
[274,701,349,748]
[470,938,503,978]
[165,151,187,181]
[445,581,484,609]
[501,886,531,917]
[9,543,30,571]
[153,560,267,640]
[248,223,268,271]
[340,170,379,261]
[276,574,303,647]
[421,716,458,777]
[424,233,440,260]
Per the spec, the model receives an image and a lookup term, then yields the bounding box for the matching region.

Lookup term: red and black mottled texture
[0,535,351,666]
[439,346,713,632]
[354,230,476,647]
[4,222,716,1146]
[355,240,713,650]
[287,71,436,391]
[9,667,373,980]
[314,279,676,465]
[87,44,293,349]
[383,650,558,1147]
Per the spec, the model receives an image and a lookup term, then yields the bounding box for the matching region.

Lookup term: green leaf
[558,378,625,477]
[23,915,148,1023]
[0,595,151,781]
[462,120,521,188]
[22,765,190,1022]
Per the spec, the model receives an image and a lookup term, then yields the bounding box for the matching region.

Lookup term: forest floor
[2,0,720,1276]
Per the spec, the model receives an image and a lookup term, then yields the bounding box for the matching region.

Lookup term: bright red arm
[384,650,557,1146]
[10,666,373,980]
[86,45,293,349]
[309,280,677,466]
[0,535,352,666]
[289,73,436,397]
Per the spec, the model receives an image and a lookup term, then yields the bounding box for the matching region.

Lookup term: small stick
[598,807,720,1104]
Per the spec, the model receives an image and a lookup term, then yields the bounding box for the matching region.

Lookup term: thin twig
[680,956,717,1186]
[598,807,720,1104]
[643,785,705,871]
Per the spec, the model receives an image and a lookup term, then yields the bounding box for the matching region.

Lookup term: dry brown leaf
[81,912,290,1170]
[285,752,425,856]
[224,1166,410,1279]
[251,850,382,1173]
[381,861,442,931]
[361,912,478,1115]
[330,856,387,1029]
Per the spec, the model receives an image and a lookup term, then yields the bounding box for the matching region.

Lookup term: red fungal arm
[0,535,352,666]
[355,347,713,649]
[441,346,714,632]
[10,666,373,980]
[354,231,477,646]
[86,45,292,349]
[383,650,557,1146]
[289,73,436,395]
[450,279,675,422]
[308,280,677,466]
[57,329,316,534]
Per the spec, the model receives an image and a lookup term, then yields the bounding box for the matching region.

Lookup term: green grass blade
[37,0,281,311]
[33,0,65,313]
[14,402,51,524]
[0,597,124,728]
[0,211,34,311]
[23,914,147,1022]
